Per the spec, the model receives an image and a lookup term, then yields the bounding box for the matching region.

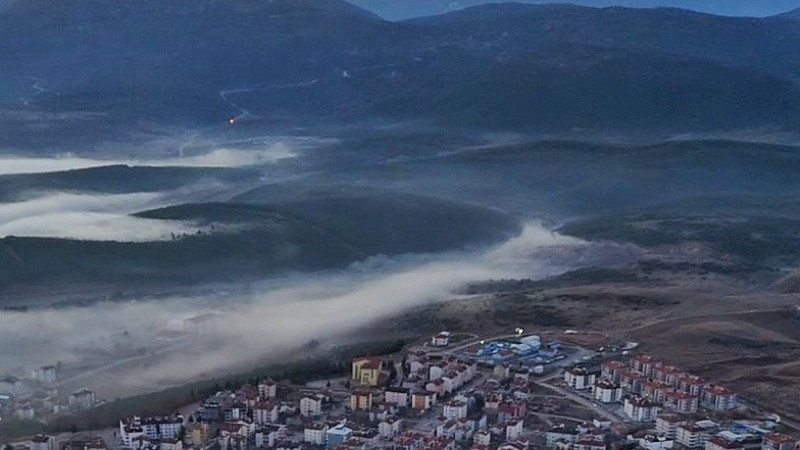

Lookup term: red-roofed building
[630,355,661,377]
[663,389,698,414]
[677,374,705,396]
[762,432,798,450]
[601,360,627,383]
[701,385,737,411]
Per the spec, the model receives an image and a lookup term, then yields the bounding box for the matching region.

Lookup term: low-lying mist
[0,140,300,175]
[0,191,206,241]
[0,223,635,397]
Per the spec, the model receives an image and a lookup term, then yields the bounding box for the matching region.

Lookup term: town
[4,330,800,450]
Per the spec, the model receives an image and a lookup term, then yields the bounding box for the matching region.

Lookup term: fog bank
[0,192,199,241]
[0,141,298,175]
[0,223,627,396]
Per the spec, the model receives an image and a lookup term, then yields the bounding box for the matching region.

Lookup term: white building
[506,420,523,441]
[676,424,711,449]
[28,435,55,450]
[594,380,622,403]
[256,424,284,448]
[656,415,685,440]
[639,435,675,450]
[380,418,403,439]
[120,416,183,443]
[300,395,324,417]
[35,366,57,385]
[258,379,277,399]
[304,424,329,445]
[701,385,737,411]
[429,364,445,382]
[565,367,596,390]
[254,401,279,424]
[326,424,353,448]
[624,396,660,422]
[443,401,468,420]
[474,430,492,447]
[432,332,451,347]
[0,376,28,397]
[385,387,411,407]
[68,388,96,410]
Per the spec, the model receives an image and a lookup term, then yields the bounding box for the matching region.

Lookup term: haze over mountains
[349,0,800,20]
[1,0,800,147]
[2,0,800,418]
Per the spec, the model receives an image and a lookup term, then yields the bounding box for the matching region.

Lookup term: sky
[348,0,800,20]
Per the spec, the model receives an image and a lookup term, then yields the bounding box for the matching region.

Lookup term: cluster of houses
[618,414,800,450]
[0,369,101,422]
[8,345,800,450]
[564,354,738,422]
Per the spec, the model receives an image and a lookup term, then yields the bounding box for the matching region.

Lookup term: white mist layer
[0,192,197,241]
[0,142,297,175]
[0,223,602,395]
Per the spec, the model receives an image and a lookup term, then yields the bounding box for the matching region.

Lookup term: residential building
[185,423,210,447]
[653,364,683,387]
[443,401,468,420]
[505,420,523,442]
[34,366,57,385]
[663,390,698,414]
[594,380,622,403]
[573,436,606,450]
[379,418,403,439]
[305,424,329,445]
[327,424,353,449]
[630,355,661,377]
[676,424,711,449]
[412,391,436,410]
[624,396,660,422]
[254,400,279,424]
[255,424,284,448]
[677,374,705,397]
[642,381,672,403]
[28,435,55,450]
[546,425,579,448]
[600,360,626,384]
[620,369,647,395]
[565,366,597,390]
[638,435,675,450]
[68,388,96,410]
[258,379,277,399]
[701,385,737,411]
[493,365,511,380]
[350,390,373,411]
[352,358,383,387]
[474,431,492,447]
[705,436,744,450]
[655,414,685,440]
[300,394,324,417]
[385,387,411,407]
[761,433,798,450]
[432,332,451,347]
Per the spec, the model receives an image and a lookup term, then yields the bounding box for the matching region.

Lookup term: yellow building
[186,423,210,446]
[352,357,382,386]
[350,390,374,410]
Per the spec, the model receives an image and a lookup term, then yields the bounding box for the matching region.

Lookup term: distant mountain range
[1,0,800,135]
[348,0,800,20]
